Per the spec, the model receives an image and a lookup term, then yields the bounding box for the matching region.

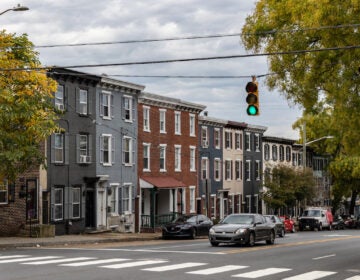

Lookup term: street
[1,230,360,280]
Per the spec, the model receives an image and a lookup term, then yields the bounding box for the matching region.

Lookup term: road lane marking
[187,265,248,275]
[233,268,291,278]
[0,256,61,263]
[22,257,95,265]
[344,276,360,280]
[0,255,29,259]
[61,258,130,266]
[101,260,168,269]
[282,270,337,280]
[143,262,206,272]
[312,254,336,260]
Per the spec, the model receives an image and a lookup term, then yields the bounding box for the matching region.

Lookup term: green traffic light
[247,105,258,116]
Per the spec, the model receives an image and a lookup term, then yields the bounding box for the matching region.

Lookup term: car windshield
[302,210,321,217]
[221,215,254,225]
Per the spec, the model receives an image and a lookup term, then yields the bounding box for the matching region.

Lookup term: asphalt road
[1,230,359,280]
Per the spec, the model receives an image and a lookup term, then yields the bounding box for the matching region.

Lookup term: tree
[0,30,58,181]
[241,1,360,213]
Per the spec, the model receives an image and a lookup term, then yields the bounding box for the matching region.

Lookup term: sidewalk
[0,232,162,249]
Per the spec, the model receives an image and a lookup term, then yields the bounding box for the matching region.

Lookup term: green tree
[0,30,58,181]
[241,1,360,214]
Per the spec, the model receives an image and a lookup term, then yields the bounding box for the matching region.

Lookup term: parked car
[162,214,213,239]
[280,216,296,233]
[344,215,360,229]
[332,215,345,230]
[264,215,285,237]
[298,208,333,231]
[208,213,276,247]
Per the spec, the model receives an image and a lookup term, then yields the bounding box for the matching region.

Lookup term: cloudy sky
[1,0,302,139]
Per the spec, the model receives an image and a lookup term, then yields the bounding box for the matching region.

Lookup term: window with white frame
[235,132,242,150]
[214,128,220,149]
[189,186,196,213]
[122,184,132,213]
[235,160,242,180]
[245,160,251,181]
[201,126,208,147]
[159,144,166,171]
[264,144,270,161]
[174,145,181,171]
[54,133,64,163]
[100,134,114,165]
[54,188,63,221]
[55,84,64,111]
[175,111,181,135]
[143,106,150,132]
[78,134,91,164]
[201,157,209,179]
[72,187,81,219]
[122,136,133,165]
[214,158,221,181]
[189,146,196,171]
[225,131,232,149]
[0,180,8,205]
[272,145,278,161]
[78,89,88,115]
[225,160,232,180]
[159,109,166,133]
[254,133,260,151]
[189,114,195,136]
[107,184,119,213]
[286,146,291,162]
[279,145,285,161]
[245,133,251,151]
[255,160,261,180]
[123,96,133,122]
[100,91,112,119]
[143,143,150,171]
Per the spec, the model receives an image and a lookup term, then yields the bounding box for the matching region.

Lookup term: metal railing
[141,212,181,228]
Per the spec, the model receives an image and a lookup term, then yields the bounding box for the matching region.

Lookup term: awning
[140,176,187,189]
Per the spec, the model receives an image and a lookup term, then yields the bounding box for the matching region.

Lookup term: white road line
[22,257,95,265]
[0,256,60,264]
[312,254,336,260]
[61,258,130,267]
[142,262,206,272]
[101,260,168,269]
[344,276,360,280]
[282,271,337,280]
[187,265,249,275]
[0,255,29,259]
[233,268,292,278]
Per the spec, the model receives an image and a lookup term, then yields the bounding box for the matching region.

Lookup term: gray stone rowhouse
[198,113,227,219]
[47,68,144,235]
[243,124,267,214]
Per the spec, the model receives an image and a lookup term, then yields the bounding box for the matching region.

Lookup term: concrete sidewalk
[0,232,162,249]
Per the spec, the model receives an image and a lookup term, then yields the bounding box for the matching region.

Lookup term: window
[122,184,133,213]
[159,144,167,171]
[264,144,270,161]
[77,134,91,164]
[0,180,8,205]
[55,84,64,111]
[279,145,285,161]
[190,146,196,171]
[100,134,114,165]
[255,160,261,180]
[245,133,251,151]
[54,133,64,163]
[201,157,209,179]
[78,89,88,115]
[123,96,133,122]
[143,143,150,171]
[108,184,119,213]
[225,160,232,180]
[201,127,208,147]
[292,153,297,166]
[54,188,63,221]
[272,145,278,161]
[235,160,242,180]
[225,131,232,149]
[214,128,220,149]
[174,145,181,171]
[72,187,81,219]
[143,106,150,132]
[100,91,112,119]
[245,160,251,181]
[254,134,260,151]
[286,146,291,162]
[175,111,181,135]
[189,186,196,213]
[122,136,134,165]
[159,109,166,133]
[235,132,242,150]
[189,114,195,136]
[214,158,221,181]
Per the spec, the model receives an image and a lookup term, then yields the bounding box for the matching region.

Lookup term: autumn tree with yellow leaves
[0,30,58,181]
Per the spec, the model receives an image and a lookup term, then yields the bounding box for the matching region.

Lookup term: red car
[280,216,296,233]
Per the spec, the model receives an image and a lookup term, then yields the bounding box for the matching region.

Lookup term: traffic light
[245,78,259,116]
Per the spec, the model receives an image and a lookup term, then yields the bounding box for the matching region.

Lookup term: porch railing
[141,212,181,228]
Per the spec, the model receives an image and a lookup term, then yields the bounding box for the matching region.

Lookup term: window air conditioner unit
[79,155,91,163]
[203,140,208,147]
[55,104,64,111]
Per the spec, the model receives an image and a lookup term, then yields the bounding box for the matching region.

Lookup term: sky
[1,0,303,139]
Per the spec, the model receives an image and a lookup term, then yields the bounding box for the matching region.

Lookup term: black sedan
[264,215,285,237]
[208,213,276,247]
[162,214,213,239]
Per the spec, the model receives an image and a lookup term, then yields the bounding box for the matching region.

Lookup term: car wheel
[190,228,196,239]
[210,241,219,247]
[319,223,323,231]
[279,228,285,237]
[291,225,296,233]
[266,231,275,245]
[248,232,255,247]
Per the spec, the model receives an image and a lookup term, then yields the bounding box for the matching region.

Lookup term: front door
[26,179,38,221]
[85,190,96,228]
